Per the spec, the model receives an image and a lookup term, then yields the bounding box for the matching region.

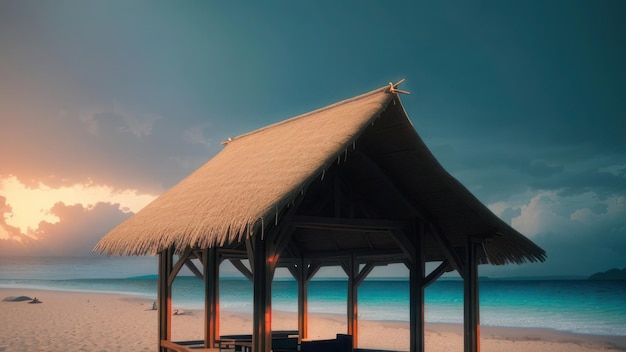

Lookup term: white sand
[1,288,624,352]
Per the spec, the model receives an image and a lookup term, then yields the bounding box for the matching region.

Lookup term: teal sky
[0,1,624,278]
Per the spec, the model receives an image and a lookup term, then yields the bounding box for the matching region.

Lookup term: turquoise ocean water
[1,257,625,336]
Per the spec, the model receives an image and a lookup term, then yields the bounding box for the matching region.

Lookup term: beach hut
[95,81,546,352]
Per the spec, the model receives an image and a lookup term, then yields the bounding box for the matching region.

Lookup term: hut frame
[95,83,545,352]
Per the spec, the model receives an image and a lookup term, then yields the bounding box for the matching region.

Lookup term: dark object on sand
[29,297,42,304]
[2,295,33,302]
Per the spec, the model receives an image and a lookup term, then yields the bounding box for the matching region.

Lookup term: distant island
[588,267,626,280]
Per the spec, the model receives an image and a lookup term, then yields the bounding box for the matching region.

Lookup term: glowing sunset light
[0,225,10,240]
[0,175,158,235]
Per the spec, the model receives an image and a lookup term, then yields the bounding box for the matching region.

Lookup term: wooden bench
[301,334,353,352]
[161,330,299,351]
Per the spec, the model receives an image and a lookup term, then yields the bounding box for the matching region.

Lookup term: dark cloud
[529,224,626,277]
[428,137,625,208]
[0,99,223,193]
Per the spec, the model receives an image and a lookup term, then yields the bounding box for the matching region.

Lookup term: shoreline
[1,287,624,351]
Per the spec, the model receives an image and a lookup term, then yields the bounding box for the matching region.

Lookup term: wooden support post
[251,235,273,352]
[204,248,220,349]
[341,254,374,348]
[464,239,480,352]
[296,258,312,342]
[289,261,321,343]
[407,222,425,352]
[297,263,309,342]
[342,255,357,346]
[158,248,173,351]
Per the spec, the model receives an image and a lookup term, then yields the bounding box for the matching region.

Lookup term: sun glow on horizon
[0,175,158,236]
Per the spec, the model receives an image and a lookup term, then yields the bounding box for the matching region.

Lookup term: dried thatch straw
[94,83,545,266]
[95,87,393,256]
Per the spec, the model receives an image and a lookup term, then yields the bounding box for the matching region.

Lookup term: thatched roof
[95,84,545,265]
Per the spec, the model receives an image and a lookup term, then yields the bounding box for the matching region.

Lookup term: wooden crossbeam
[355,262,376,286]
[429,223,465,278]
[297,248,405,261]
[245,238,255,273]
[305,262,322,282]
[229,259,253,281]
[423,260,450,288]
[184,259,204,281]
[169,248,193,286]
[217,248,248,260]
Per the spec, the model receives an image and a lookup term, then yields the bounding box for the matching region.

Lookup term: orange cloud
[0,175,156,234]
[0,196,40,253]
[0,176,158,255]
[0,199,134,256]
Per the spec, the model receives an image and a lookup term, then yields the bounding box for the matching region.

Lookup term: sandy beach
[1,288,624,352]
